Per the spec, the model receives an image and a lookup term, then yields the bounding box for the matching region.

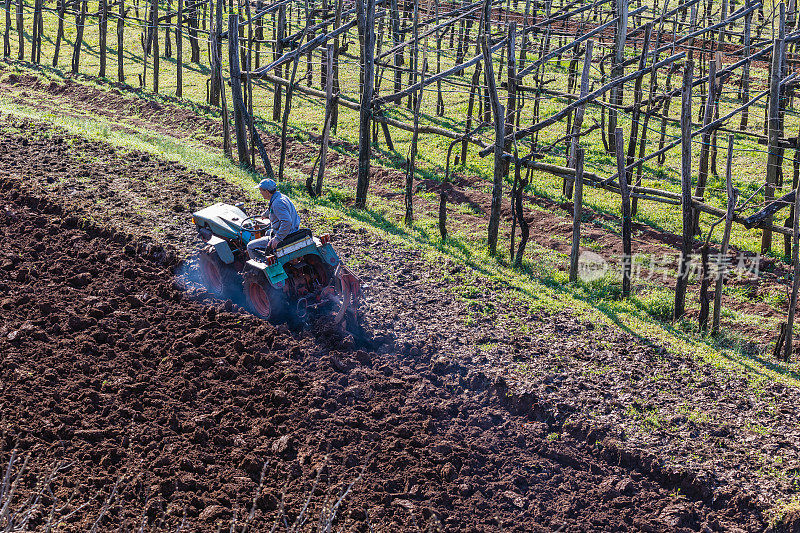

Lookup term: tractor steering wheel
[241,215,271,232]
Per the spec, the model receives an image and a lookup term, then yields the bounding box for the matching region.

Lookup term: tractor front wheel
[243,272,284,321]
[199,248,241,298]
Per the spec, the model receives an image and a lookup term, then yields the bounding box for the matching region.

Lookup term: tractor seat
[279,228,313,248]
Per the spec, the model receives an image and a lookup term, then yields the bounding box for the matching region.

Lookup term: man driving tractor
[247,178,301,260]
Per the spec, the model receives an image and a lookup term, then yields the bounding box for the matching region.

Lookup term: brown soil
[0,171,767,530]
[1,91,799,531]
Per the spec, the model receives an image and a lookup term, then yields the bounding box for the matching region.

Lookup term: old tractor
[191,202,361,328]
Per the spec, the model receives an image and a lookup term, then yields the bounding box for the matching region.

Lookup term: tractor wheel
[243,272,285,321]
[198,249,240,298]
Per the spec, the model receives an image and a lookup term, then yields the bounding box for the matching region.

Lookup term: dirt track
[0,111,799,529]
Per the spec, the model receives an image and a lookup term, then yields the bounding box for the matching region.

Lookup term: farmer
[247,178,301,260]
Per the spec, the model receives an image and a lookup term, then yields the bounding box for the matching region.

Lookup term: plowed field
[0,114,796,531]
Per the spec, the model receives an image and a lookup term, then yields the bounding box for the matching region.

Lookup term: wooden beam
[674,61,694,320]
[229,13,250,167]
[355,0,376,208]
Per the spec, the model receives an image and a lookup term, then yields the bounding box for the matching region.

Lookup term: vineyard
[1,0,800,530]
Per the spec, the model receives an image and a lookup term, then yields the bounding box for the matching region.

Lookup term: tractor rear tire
[243,271,285,321]
[199,249,241,298]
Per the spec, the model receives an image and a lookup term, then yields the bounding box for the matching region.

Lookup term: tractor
[191,202,361,328]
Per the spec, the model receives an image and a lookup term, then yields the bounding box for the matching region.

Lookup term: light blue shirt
[265,191,300,243]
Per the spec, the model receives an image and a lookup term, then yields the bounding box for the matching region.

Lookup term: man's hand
[269,238,279,250]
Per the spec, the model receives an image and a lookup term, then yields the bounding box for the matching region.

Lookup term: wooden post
[189,0,200,62]
[564,45,580,163]
[532,0,552,143]
[313,44,335,197]
[569,147,585,282]
[229,13,250,167]
[32,0,38,62]
[439,188,448,240]
[72,0,87,74]
[712,134,737,335]
[142,0,152,88]
[616,128,632,297]
[407,0,419,111]
[519,0,530,71]
[305,1,314,86]
[355,0,376,208]
[163,1,171,59]
[774,323,788,360]
[408,0,419,113]
[625,23,652,206]
[30,0,40,63]
[693,59,718,235]
[788,125,800,256]
[177,0,183,97]
[461,60,482,165]
[238,2,245,86]
[686,4,698,58]
[210,0,222,105]
[502,22,517,180]
[699,243,711,331]
[331,0,343,132]
[255,0,263,70]
[35,0,42,61]
[117,0,125,81]
[99,0,108,76]
[455,0,466,70]
[483,0,503,256]
[675,61,694,320]
[370,17,383,147]
[608,0,628,150]
[714,0,728,100]
[517,0,530,130]
[566,40,593,199]
[246,0,254,167]
[220,66,232,159]
[435,0,444,116]
[390,0,402,95]
[739,2,752,129]
[786,167,800,361]
[763,4,786,254]
[405,59,426,226]
[53,0,64,65]
[15,0,22,61]
[273,4,286,121]
[510,160,519,261]
[3,0,10,58]
[152,0,159,93]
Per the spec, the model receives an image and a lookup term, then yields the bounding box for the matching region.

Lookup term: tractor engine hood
[192,203,251,241]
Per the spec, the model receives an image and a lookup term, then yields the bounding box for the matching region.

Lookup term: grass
[625,402,663,431]
[769,495,800,528]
